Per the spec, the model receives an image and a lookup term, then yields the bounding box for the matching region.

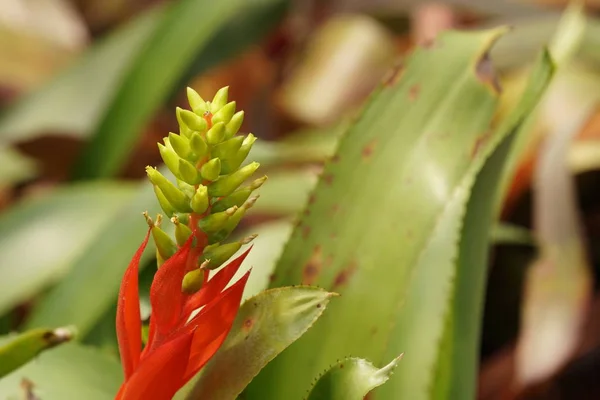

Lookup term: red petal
[183,246,252,317]
[116,229,151,380]
[119,329,195,400]
[149,235,194,337]
[183,270,251,381]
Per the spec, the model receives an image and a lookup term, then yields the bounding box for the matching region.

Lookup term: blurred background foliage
[0,0,599,399]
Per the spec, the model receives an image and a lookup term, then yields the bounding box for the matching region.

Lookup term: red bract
[115,229,252,400]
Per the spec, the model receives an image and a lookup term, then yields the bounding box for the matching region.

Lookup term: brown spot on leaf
[302,246,323,285]
[302,225,311,239]
[361,139,378,161]
[331,204,340,215]
[323,173,334,185]
[471,131,492,159]
[476,52,502,94]
[243,318,254,332]
[308,193,316,204]
[331,154,340,164]
[269,273,277,283]
[316,303,321,309]
[409,84,420,101]
[382,62,404,87]
[332,260,358,288]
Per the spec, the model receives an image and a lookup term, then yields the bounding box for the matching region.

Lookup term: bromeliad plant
[114,88,400,400]
[115,87,263,399]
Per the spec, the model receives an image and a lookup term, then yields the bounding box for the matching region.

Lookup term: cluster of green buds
[145,86,266,293]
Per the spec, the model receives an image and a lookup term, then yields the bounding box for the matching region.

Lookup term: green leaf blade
[306,356,402,400]
[246,27,509,400]
[185,287,336,400]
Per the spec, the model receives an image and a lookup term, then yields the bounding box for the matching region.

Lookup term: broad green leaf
[430,53,555,399]
[24,180,161,335]
[184,287,336,400]
[0,182,135,314]
[251,170,318,215]
[233,219,294,299]
[72,0,288,180]
[0,0,287,147]
[306,356,402,400]
[0,327,73,378]
[246,28,553,400]
[0,338,122,399]
[0,6,162,142]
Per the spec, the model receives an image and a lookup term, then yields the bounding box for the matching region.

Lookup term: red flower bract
[115,228,251,400]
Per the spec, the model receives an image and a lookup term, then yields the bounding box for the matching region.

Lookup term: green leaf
[250,170,318,216]
[0,182,135,314]
[0,327,73,378]
[0,146,38,187]
[430,52,555,399]
[305,356,402,400]
[183,287,336,400]
[490,223,535,246]
[245,28,553,400]
[0,337,122,399]
[0,0,287,148]
[72,0,288,180]
[0,6,163,142]
[24,179,163,336]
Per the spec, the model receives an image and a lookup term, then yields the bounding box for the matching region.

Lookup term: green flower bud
[157,143,181,177]
[224,111,244,139]
[181,262,208,294]
[176,107,193,138]
[156,249,166,268]
[146,167,191,212]
[179,107,208,132]
[212,102,236,126]
[153,185,176,217]
[152,225,177,260]
[172,215,193,246]
[200,235,256,270]
[206,122,226,145]
[228,134,257,172]
[213,136,244,174]
[211,187,251,213]
[250,175,268,190]
[200,158,221,181]
[190,132,208,159]
[208,162,260,197]
[144,213,177,261]
[178,159,202,185]
[191,185,209,214]
[168,133,192,160]
[210,196,259,243]
[186,87,207,114]
[176,179,195,198]
[198,206,237,233]
[210,86,229,113]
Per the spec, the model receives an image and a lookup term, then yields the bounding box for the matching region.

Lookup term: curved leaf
[0,182,135,314]
[0,338,122,400]
[246,27,554,400]
[0,327,73,378]
[184,287,336,400]
[0,6,162,142]
[306,356,402,400]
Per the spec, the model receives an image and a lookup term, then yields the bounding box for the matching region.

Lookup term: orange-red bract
[115,229,252,400]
